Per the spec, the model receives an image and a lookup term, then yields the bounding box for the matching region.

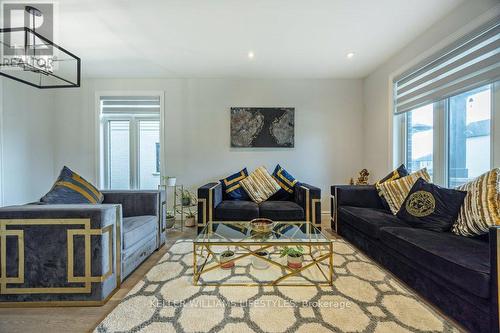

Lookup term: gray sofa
[0,190,165,306]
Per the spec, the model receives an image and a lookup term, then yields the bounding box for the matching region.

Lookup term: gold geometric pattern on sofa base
[0,218,116,295]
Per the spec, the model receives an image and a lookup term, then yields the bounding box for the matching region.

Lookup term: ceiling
[54,0,464,79]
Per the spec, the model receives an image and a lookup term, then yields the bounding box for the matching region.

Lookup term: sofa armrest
[331,185,385,232]
[295,183,321,229]
[332,185,384,209]
[101,190,161,217]
[0,204,122,302]
[490,226,500,333]
[197,182,222,232]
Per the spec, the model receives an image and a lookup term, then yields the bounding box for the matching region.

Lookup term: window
[406,104,434,177]
[394,20,498,188]
[397,83,496,187]
[448,85,491,187]
[100,96,161,190]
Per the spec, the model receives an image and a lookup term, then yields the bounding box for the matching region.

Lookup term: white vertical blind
[394,20,500,114]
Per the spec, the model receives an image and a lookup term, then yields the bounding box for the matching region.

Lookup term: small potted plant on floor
[280,246,304,269]
[166,211,175,229]
[220,249,235,269]
[185,209,196,227]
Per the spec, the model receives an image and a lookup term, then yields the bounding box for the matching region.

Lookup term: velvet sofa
[0,190,165,306]
[332,185,499,333]
[197,182,321,233]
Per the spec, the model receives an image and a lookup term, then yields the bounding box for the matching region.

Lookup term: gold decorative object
[355,169,370,185]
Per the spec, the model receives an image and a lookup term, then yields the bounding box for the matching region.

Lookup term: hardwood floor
[0,228,197,333]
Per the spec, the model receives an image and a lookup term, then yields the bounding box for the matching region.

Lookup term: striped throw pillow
[240,166,281,204]
[376,168,431,215]
[376,164,409,210]
[41,166,104,204]
[452,168,500,236]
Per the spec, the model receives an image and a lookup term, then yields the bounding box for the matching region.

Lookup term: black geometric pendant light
[0,5,80,88]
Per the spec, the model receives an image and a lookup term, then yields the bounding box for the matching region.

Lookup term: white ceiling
[55,0,464,79]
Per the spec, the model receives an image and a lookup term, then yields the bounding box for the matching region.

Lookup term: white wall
[362,0,499,179]
[53,78,365,210]
[0,79,55,205]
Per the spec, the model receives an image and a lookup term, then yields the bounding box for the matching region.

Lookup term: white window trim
[394,83,499,187]
[95,91,165,190]
[0,79,3,206]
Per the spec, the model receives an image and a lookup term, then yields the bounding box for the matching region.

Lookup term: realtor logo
[1,2,55,71]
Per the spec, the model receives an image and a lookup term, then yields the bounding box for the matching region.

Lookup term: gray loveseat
[0,190,165,306]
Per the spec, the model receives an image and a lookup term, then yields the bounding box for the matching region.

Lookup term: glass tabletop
[194,221,330,244]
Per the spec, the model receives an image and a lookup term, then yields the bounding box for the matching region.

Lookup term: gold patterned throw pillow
[240,166,281,204]
[451,168,500,237]
[376,168,431,215]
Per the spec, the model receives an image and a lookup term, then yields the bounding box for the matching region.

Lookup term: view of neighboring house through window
[448,85,491,187]
[100,96,161,190]
[399,82,495,188]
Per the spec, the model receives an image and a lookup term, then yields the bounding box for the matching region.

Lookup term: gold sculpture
[349,169,370,185]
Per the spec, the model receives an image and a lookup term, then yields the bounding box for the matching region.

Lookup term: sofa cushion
[338,206,410,239]
[376,164,409,210]
[397,178,467,232]
[240,166,281,203]
[215,200,259,221]
[41,166,104,204]
[380,227,490,299]
[452,168,500,237]
[270,164,299,200]
[259,201,304,221]
[220,168,250,200]
[122,215,158,249]
[376,168,431,214]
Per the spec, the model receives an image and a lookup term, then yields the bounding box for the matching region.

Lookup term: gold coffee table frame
[193,221,333,287]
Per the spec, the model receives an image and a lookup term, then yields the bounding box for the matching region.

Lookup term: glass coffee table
[193,221,333,286]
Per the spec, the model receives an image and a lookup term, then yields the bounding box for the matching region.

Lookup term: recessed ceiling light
[248,51,255,59]
[346,52,355,59]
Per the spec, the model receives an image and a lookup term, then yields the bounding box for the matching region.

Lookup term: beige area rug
[95,239,460,333]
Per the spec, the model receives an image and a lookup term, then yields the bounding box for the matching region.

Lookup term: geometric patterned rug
[94,239,460,333]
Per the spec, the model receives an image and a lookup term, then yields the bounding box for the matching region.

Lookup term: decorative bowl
[249,218,274,233]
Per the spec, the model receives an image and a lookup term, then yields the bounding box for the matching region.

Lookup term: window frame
[395,82,499,187]
[102,114,160,190]
[95,91,165,190]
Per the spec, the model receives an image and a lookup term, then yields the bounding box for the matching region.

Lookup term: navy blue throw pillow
[41,166,104,204]
[270,164,299,201]
[220,168,249,200]
[397,178,466,232]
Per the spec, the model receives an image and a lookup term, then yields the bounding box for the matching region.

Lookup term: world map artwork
[230,107,295,148]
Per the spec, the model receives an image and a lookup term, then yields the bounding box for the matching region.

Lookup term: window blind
[101,96,160,115]
[394,20,500,114]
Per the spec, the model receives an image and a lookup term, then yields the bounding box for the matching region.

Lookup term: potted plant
[185,209,196,227]
[280,246,304,269]
[166,211,175,229]
[163,176,176,187]
[252,250,270,270]
[220,249,235,269]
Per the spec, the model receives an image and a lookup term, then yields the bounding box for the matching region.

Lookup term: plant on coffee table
[280,246,304,269]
